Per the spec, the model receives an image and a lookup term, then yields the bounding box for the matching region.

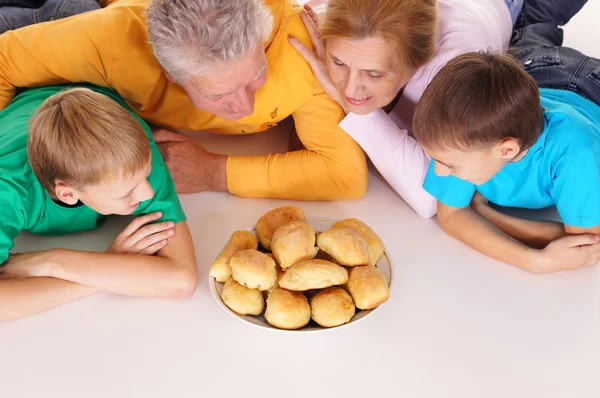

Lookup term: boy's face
[56,162,155,215]
[424,139,522,185]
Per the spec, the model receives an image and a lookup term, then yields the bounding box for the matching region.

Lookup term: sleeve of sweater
[339,108,437,218]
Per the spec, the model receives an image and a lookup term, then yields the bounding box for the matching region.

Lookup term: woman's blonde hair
[28,88,151,194]
[320,0,438,74]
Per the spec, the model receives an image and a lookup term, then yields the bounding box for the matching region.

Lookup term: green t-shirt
[0,85,186,264]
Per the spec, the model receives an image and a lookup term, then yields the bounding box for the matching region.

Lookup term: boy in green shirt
[0,85,197,321]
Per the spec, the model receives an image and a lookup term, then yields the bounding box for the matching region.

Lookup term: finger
[153,129,188,143]
[304,4,320,27]
[300,10,325,58]
[288,34,320,69]
[564,234,600,248]
[133,229,175,253]
[140,240,168,255]
[121,212,163,237]
[126,221,175,246]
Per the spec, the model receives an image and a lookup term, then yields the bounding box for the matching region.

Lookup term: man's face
[180,46,268,121]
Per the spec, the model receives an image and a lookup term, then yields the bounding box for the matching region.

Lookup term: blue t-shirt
[423,88,600,228]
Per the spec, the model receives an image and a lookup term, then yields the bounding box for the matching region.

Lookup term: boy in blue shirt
[413,51,600,274]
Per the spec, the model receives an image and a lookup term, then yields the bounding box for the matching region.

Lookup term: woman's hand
[288,5,347,113]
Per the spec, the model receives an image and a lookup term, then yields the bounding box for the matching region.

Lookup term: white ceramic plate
[209,217,392,333]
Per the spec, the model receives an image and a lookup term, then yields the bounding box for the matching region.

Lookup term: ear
[54,180,80,205]
[497,138,521,161]
[163,68,176,83]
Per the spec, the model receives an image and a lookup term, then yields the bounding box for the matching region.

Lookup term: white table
[2,5,600,397]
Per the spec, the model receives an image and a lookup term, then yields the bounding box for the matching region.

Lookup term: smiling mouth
[346,96,372,105]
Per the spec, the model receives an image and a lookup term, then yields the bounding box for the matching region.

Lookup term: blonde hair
[320,0,438,74]
[28,88,151,194]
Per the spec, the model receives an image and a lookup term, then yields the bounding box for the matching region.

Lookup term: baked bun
[316,227,369,266]
[209,230,258,282]
[230,249,277,291]
[264,265,286,298]
[271,221,318,270]
[265,288,311,330]
[279,259,348,291]
[333,219,384,266]
[256,206,306,250]
[346,266,390,310]
[222,278,264,316]
[310,287,355,327]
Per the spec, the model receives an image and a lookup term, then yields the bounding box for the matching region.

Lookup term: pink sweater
[339,0,512,218]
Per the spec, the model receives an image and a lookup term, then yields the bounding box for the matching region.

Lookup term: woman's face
[326,36,411,115]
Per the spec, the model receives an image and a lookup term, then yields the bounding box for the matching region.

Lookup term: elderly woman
[290,0,517,218]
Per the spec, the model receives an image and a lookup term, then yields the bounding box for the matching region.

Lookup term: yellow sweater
[0,0,367,200]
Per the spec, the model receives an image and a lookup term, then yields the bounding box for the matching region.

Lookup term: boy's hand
[0,251,53,279]
[107,212,175,255]
[533,234,600,273]
[470,192,488,213]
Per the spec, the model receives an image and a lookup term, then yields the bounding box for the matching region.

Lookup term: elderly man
[0,0,367,200]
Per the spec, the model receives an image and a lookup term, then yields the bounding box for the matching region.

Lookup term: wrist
[519,247,544,274]
[210,154,228,192]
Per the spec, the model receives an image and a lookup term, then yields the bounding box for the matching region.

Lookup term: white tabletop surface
[2,4,600,398]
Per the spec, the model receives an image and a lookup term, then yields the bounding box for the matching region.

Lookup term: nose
[132,180,154,204]
[343,70,362,98]
[229,88,255,117]
[434,161,451,177]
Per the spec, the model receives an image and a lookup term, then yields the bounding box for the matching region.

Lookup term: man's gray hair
[146,0,273,82]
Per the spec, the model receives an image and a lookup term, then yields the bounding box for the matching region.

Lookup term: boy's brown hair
[28,88,151,195]
[320,0,438,75]
[412,51,544,151]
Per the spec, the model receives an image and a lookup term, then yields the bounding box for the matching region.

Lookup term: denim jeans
[0,0,100,34]
[503,0,525,26]
[509,0,600,106]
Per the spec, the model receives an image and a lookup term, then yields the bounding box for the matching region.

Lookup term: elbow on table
[167,267,198,299]
[328,159,368,201]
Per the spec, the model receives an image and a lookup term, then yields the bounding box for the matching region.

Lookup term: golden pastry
[333,218,384,266]
[316,227,369,266]
[256,206,306,250]
[271,221,318,270]
[230,249,277,291]
[279,259,348,291]
[209,230,258,282]
[346,266,390,310]
[221,278,264,316]
[265,288,311,330]
[310,287,355,327]
[264,265,286,298]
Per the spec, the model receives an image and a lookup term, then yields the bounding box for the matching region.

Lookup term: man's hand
[0,251,53,279]
[107,212,175,255]
[153,129,228,194]
[532,234,600,273]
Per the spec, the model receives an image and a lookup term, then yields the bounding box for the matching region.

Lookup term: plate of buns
[208,206,392,332]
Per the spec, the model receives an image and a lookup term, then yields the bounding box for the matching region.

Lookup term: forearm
[474,203,565,248]
[0,278,97,322]
[340,110,436,218]
[439,204,539,271]
[226,148,368,200]
[47,249,195,299]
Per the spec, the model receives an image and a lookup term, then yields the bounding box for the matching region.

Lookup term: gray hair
[146,0,273,82]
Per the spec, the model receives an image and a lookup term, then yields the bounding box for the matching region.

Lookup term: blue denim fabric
[0,0,99,34]
[509,0,600,106]
[503,0,525,26]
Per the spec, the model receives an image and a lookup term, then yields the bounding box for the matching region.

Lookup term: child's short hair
[28,88,151,194]
[413,51,544,151]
